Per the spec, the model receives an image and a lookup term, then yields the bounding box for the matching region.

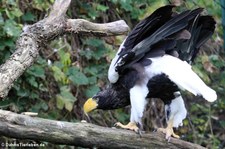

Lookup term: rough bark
[0,0,129,99]
[66,19,129,36]
[0,110,205,149]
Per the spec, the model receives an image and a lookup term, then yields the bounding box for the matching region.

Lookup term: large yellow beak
[83,98,98,114]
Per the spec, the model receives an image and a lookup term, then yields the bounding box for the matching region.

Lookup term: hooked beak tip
[83,98,98,114]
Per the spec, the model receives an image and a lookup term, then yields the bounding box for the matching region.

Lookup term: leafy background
[0,0,224,148]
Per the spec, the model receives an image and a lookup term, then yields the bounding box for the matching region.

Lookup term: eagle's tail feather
[166,59,217,102]
[151,55,217,102]
[201,86,217,102]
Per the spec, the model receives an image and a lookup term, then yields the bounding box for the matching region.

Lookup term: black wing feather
[119,5,175,55]
[176,15,216,63]
[114,5,215,76]
[116,7,203,72]
[132,8,203,57]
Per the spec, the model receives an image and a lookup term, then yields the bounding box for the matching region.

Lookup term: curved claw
[157,127,180,140]
[157,118,180,140]
[137,129,143,137]
[115,122,139,133]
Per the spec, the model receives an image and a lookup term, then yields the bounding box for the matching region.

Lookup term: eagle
[83,5,217,139]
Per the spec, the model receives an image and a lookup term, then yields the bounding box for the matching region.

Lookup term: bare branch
[0,110,205,149]
[49,0,71,18]
[66,19,129,36]
[0,0,129,99]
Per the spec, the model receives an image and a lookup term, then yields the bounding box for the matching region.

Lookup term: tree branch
[0,0,129,99]
[66,19,129,36]
[0,109,205,149]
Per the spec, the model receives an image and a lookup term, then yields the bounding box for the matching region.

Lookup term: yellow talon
[115,122,139,132]
[157,119,180,139]
[157,127,180,139]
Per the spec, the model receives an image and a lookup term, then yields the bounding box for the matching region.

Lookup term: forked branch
[0,0,129,99]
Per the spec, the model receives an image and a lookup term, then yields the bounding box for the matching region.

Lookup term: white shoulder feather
[108,38,127,83]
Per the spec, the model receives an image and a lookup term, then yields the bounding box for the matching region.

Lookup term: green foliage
[0,0,224,148]
[56,86,77,112]
[67,67,89,85]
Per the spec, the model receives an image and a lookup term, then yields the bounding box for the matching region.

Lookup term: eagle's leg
[157,118,180,139]
[115,122,139,132]
[158,94,187,139]
[115,84,148,134]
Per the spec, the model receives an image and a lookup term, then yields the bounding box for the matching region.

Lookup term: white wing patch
[108,38,127,83]
[146,55,217,102]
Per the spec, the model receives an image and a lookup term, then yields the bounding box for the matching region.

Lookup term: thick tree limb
[0,109,205,149]
[0,0,129,99]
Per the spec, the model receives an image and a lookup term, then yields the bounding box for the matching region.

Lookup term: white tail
[149,55,217,102]
[200,86,217,102]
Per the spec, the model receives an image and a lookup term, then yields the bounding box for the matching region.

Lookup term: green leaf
[41,102,49,111]
[22,12,36,21]
[114,109,130,123]
[52,66,67,83]
[0,99,12,109]
[58,50,71,66]
[96,4,109,12]
[15,87,30,97]
[92,46,106,60]
[85,39,104,47]
[27,76,38,88]
[6,0,17,6]
[33,0,52,11]
[65,102,73,112]
[192,66,210,83]
[3,20,21,37]
[69,73,89,85]
[0,14,4,25]
[11,8,23,17]
[53,61,64,69]
[36,57,47,66]
[79,50,93,60]
[85,85,100,97]
[30,92,39,99]
[120,0,133,11]
[4,38,15,48]
[84,66,98,75]
[88,9,98,19]
[56,86,77,111]
[67,67,89,85]
[87,76,97,85]
[0,38,14,51]
[30,101,48,112]
[27,65,45,79]
[56,95,64,110]
[60,86,76,102]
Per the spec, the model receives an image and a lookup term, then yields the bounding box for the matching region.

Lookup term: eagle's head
[83,85,130,114]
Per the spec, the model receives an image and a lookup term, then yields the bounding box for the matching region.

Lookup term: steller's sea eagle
[83,5,217,139]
